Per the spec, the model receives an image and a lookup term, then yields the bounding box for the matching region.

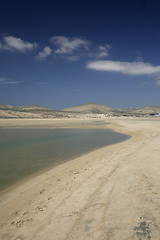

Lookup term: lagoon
[0,128,129,191]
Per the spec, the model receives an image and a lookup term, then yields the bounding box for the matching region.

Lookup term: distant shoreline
[0,116,159,129]
[1,102,160,119]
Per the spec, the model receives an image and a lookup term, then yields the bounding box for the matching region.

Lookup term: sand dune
[0,118,160,240]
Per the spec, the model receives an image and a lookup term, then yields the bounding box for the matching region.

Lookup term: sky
[0,0,160,109]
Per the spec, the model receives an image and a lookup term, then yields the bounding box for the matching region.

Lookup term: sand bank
[0,118,160,240]
[0,118,109,129]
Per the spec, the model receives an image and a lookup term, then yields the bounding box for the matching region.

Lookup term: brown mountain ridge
[0,102,160,118]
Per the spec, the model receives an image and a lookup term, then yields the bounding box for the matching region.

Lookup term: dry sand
[0,118,160,240]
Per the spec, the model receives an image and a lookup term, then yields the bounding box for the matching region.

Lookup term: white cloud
[36,46,52,60]
[96,44,111,59]
[50,36,90,55]
[0,77,19,84]
[0,36,38,53]
[87,60,160,75]
[87,60,160,86]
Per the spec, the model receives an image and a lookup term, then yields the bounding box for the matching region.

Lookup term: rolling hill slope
[0,103,160,118]
[62,102,116,114]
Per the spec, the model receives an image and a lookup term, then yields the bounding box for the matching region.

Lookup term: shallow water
[0,128,129,191]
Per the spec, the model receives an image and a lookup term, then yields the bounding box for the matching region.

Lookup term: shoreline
[1,118,160,239]
[0,118,129,197]
[0,119,129,195]
[0,118,110,129]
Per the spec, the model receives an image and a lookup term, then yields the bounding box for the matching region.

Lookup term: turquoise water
[0,128,129,191]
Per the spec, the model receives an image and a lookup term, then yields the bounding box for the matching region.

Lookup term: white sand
[0,118,160,240]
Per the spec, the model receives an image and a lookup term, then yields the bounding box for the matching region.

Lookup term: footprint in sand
[11,218,32,228]
[10,211,19,216]
[63,211,79,218]
[40,189,45,194]
[73,171,80,175]
[13,236,24,240]
[36,205,47,212]
[47,196,52,200]
[22,211,29,216]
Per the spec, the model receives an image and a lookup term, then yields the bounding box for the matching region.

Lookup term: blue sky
[0,0,160,109]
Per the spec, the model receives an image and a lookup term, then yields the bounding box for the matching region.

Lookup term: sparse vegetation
[0,103,160,118]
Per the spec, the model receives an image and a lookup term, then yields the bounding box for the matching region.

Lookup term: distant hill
[133,106,160,115]
[0,105,54,112]
[0,105,59,119]
[0,103,160,118]
[62,102,116,114]
[0,104,19,110]
[63,103,160,116]
[19,105,54,111]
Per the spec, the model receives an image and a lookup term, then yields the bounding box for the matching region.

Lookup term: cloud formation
[96,44,111,59]
[87,60,160,75]
[0,77,19,84]
[0,34,112,63]
[50,36,90,55]
[36,46,52,60]
[87,60,160,86]
[0,36,38,53]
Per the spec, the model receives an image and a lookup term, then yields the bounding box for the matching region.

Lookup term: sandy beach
[0,118,160,240]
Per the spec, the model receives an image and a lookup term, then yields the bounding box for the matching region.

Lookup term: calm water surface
[0,128,129,191]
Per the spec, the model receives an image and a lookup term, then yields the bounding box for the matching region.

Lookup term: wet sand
[0,118,160,240]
